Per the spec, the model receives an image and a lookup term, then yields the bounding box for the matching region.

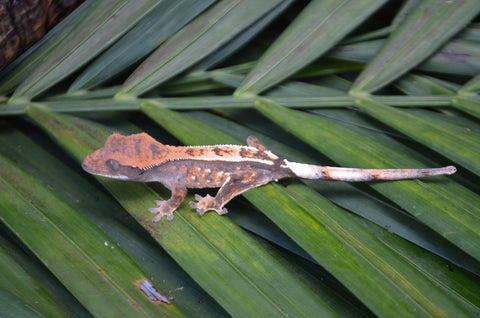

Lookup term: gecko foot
[189,194,228,216]
[148,200,175,222]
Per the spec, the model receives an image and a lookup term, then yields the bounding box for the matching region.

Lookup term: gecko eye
[106,159,120,171]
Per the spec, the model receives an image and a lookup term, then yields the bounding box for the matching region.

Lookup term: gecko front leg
[189,171,272,216]
[148,182,187,222]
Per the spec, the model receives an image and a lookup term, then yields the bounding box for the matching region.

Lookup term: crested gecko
[82,133,456,222]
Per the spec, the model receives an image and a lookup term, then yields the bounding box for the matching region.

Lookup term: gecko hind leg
[148,183,187,222]
[189,172,271,217]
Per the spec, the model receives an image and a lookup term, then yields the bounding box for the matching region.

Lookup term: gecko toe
[152,214,163,222]
[189,201,205,215]
[151,210,175,222]
[217,207,228,215]
[148,207,160,214]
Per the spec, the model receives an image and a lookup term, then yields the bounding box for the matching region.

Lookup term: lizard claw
[189,194,228,216]
[148,200,175,222]
[217,207,228,215]
[189,201,204,215]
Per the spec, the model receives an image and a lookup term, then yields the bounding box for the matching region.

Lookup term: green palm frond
[1,0,479,317]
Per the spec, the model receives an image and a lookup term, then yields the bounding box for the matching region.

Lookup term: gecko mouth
[81,157,96,174]
[82,161,130,180]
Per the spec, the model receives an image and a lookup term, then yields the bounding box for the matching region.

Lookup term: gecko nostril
[106,159,120,171]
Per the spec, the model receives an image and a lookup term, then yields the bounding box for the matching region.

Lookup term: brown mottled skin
[82,133,456,222]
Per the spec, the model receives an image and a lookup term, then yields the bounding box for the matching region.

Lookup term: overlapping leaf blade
[460,73,480,94]
[195,0,294,71]
[0,286,48,318]
[0,154,179,317]
[0,236,84,318]
[453,96,480,119]
[351,0,480,93]
[116,0,287,98]
[6,0,162,102]
[235,0,387,96]
[355,98,480,176]
[254,99,480,262]
[331,39,480,77]
[68,0,215,92]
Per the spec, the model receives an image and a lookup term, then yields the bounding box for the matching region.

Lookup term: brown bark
[0,0,84,70]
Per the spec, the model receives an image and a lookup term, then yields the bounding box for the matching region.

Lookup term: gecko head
[81,133,155,181]
[82,153,142,180]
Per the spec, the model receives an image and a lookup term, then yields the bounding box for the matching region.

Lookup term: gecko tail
[284,161,456,182]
